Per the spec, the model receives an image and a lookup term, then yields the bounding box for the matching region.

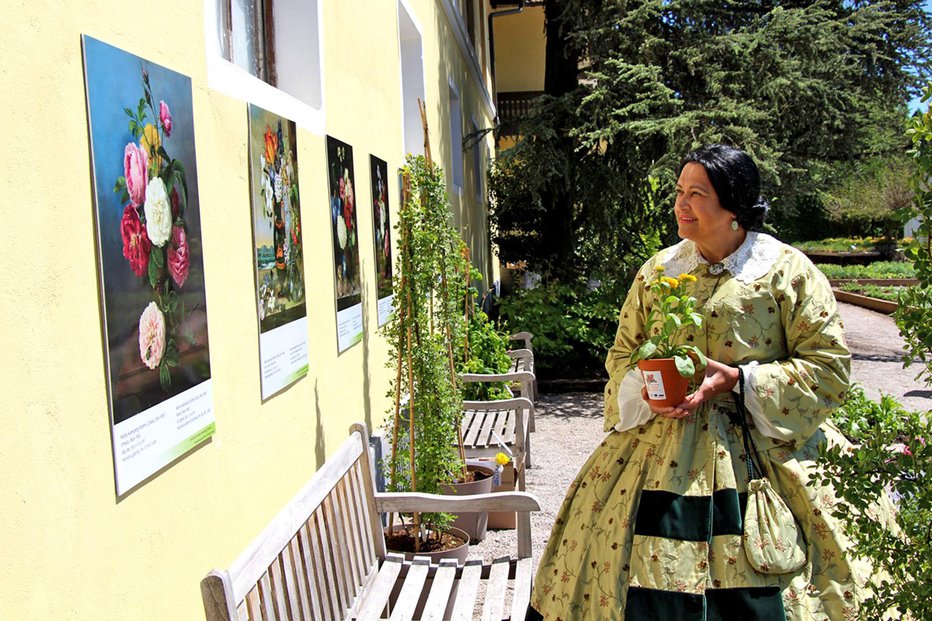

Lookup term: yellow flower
[661,276,680,288]
[141,123,160,155]
[495,452,511,466]
[654,265,666,272]
[678,273,697,283]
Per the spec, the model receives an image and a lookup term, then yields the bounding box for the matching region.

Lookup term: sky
[911,0,932,112]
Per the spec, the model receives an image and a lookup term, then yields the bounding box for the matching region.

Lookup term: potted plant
[628,267,707,406]
[380,150,473,560]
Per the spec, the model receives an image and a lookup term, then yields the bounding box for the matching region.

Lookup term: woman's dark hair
[680,144,769,231]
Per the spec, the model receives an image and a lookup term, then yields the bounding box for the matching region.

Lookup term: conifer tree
[490,0,932,281]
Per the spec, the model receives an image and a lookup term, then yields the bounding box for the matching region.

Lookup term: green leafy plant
[896,86,932,386]
[496,278,622,378]
[381,154,470,550]
[628,268,706,377]
[811,386,932,618]
[794,237,892,253]
[815,261,915,280]
[460,297,513,400]
[837,282,906,303]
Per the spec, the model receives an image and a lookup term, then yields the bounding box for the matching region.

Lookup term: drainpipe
[488,0,525,86]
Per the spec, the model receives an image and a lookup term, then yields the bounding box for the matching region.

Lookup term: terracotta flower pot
[637,358,690,407]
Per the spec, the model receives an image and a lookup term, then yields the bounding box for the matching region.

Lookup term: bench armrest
[507,348,534,361]
[376,490,540,559]
[509,332,534,350]
[461,371,535,384]
[374,491,540,514]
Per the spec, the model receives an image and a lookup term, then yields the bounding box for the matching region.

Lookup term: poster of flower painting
[370,155,394,326]
[82,36,214,495]
[326,136,363,352]
[247,104,308,399]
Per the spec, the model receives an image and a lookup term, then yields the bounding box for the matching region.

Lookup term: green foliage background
[490,0,931,282]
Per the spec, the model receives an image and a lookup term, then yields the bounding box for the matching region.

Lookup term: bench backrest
[201,424,386,621]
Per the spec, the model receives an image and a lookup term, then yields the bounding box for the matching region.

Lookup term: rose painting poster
[370,155,394,326]
[247,104,308,399]
[82,36,214,495]
[326,136,363,352]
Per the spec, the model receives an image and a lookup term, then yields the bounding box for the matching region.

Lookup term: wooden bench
[460,371,535,491]
[201,422,541,620]
[507,333,537,433]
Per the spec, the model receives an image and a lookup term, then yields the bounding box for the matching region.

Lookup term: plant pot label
[642,370,667,400]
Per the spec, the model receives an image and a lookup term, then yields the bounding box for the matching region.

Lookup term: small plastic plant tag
[642,370,667,400]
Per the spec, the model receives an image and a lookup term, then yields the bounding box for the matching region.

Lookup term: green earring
[731,220,739,231]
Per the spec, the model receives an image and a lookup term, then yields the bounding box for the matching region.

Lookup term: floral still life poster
[82,36,215,495]
[370,155,394,326]
[326,135,363,352]
[247,104,308,399]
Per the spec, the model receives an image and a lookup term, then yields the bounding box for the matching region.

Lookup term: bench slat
[287,537,313,621]
[511,557,534,621]
[462,410,483,447]
[450,559,483,620]
[347,461,376,569]
[257,571,276,620]
[420,559,459,621]
[333,479,363,602]
[308,511,340,621]
[244,586,261,620]
[321,497,351,616]
[267,556,291,619]
[355,555,404,619]
[503,408,517,444]
[296,522,326,620]
[478,410,497,448]
[481,557,511,621]
[389,557,431,620]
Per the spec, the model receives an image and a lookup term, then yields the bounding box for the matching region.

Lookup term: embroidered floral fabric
[744,478,807,575]
[530,235,896,620]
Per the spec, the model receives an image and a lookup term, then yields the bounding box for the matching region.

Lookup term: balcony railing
[497,90,543,137]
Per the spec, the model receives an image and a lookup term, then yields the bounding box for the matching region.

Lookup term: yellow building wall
[0,0,495,618]
[493,5,546,94]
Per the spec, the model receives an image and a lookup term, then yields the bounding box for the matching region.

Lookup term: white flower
[144,178,172,247]
[274,171,283,202]
[337,215,347,249]
[262,172,274,219]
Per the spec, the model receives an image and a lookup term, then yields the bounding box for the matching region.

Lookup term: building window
[399,0,426,155]
[220,0,276,85]
[449,83,464,189]
[205,0,323,131]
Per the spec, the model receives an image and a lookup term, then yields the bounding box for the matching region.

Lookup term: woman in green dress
[528,145,890,620]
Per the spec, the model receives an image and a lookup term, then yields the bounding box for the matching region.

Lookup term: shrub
[769,193,832,243]
[812,386,932,618]
[497,278,625,379]
[821,157,912,239]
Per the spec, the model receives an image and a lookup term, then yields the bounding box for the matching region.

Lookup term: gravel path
[468,301,932,582]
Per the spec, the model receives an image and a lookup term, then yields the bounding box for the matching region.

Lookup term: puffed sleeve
[746,256,850,447]
[603,260,655,432]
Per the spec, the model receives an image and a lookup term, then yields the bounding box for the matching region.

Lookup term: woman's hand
[641,359,739,419]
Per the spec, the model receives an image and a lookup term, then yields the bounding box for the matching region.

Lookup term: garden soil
[466,302,930,615]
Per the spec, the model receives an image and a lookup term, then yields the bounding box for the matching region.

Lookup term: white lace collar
[660,232,783,283]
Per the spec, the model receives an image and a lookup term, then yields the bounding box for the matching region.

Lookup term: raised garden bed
[829,279,914,314]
